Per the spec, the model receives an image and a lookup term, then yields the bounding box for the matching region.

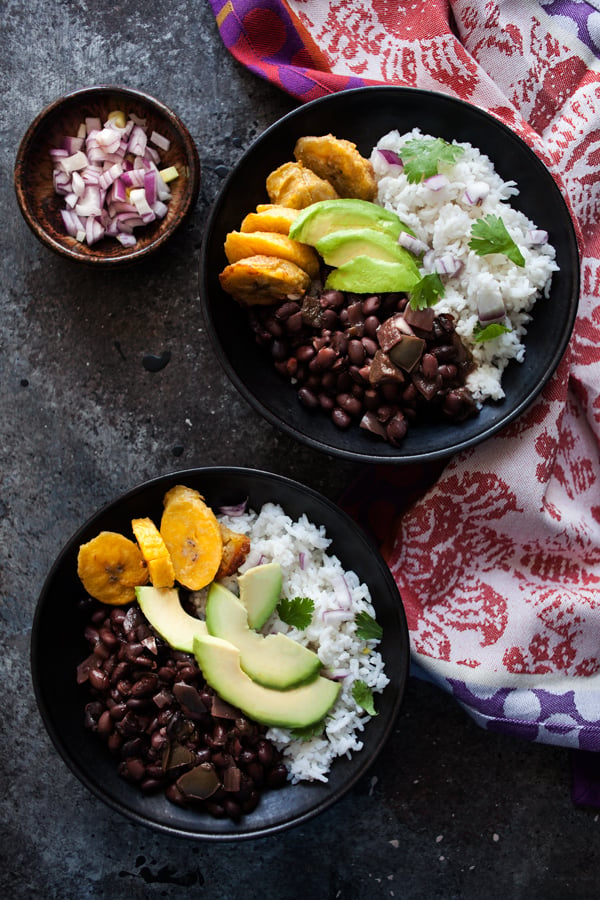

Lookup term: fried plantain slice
[224,230,320,279]
[219,254,311,306]
[131,517,175,588]
[77,531,148,605]
[160,485,223,591]
[240,206,300,235]
[266,161,338,208]
[294,134,377,201]
[216,523,251,579]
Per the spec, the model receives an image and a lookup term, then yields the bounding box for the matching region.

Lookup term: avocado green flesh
[326,255,421,293]
[289,198,407,244]
[206,582,321,689]
[316,227,413,267]
[193,634,340,729]
[135,585,207,654]
[238,561,282,629]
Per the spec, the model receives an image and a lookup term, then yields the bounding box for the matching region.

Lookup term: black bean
[332,407,351,428]
[361,295,381,315]
[295,344,315,363]
[98,709,114,739]
[298,386,319,409]
[89,668,109,692]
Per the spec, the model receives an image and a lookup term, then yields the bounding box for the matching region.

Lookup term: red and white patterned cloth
[210,0,600,779]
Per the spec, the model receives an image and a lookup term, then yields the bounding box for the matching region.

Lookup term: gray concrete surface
[1,1,599,897]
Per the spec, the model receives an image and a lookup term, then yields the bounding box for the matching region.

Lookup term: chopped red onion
[398,231,429,255]
[217,499,248,517]
[424,173,448,191]
[59,150,88,174]
[464,181,490,205]
[50,109,179,248]
[327,668,350,681]
[527,229,548,245]
[477,289,506,323]
[299,552,306,570]
[434,253,463,276]
[376,147,403,167]
[422,248,436,272]
[151,130,171,152]
[322,609,354,626]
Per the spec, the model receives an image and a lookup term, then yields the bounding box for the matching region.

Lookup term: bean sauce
[78,597,288,822]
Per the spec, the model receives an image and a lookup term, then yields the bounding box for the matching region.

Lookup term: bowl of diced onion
[14,85,200,265]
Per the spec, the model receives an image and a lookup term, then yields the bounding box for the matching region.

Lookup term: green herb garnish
[469,215,525,266]
[408,272,445,310]
[352,680,378,716]
[277,596,314,630]
[355,611,383,641]
[402,137,465,183]
[474,322,512,343]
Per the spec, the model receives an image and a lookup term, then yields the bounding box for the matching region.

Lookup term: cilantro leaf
[408,272,445,310]
[402,137,465,184]
[355,611,383,641]
[474,322,512,343]
[469,215,525,266]
[277,596,314,630]
[352,680,378,716]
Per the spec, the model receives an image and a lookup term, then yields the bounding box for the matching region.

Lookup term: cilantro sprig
[352,680,378,716]
[408,272,445,310]
[277,596,314,630]
[474,322,512,343]
[469,215,525,266]
[355,611,383,641]
[402,137,465,183]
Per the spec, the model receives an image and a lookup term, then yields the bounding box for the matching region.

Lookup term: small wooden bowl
[14,85,200,265]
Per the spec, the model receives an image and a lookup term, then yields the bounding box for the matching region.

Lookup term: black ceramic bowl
[200,86,579,464]
[14,85,200,265]
[31,467,408,841]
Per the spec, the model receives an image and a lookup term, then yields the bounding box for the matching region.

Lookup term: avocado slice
[289,198,407,245]
[206,582,321,689]
[193,634,340,729]
[136,585,207,653]
[325,254,421,293]
[316,227,416,267]
[238,561,282,629]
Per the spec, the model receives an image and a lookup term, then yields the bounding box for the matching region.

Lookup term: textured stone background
[1,1,599,897]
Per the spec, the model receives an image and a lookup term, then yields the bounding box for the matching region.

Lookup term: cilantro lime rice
[217,502,389,784]
[371,129,559,402]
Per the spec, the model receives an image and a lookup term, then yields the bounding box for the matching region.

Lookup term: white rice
[217,502,389,783]
[371,129,559,402]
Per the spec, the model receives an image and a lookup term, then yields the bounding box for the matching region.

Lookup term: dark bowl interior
[31,467,409,841]
[200,86,580,464]
[14,85,200,265]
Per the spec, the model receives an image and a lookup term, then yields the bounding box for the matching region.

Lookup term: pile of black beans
[78,598,288,822]
[249,286,479,446]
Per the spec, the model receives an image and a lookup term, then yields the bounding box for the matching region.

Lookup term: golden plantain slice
[160,485,223,591]
[77,531,148,605]
[224,230,320,279]
[216,523,251,579]
[240,206,300,235]
[266,161,338,208]
[219,254,311,306]
[131,517,175,589]
[294,134,377,201]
